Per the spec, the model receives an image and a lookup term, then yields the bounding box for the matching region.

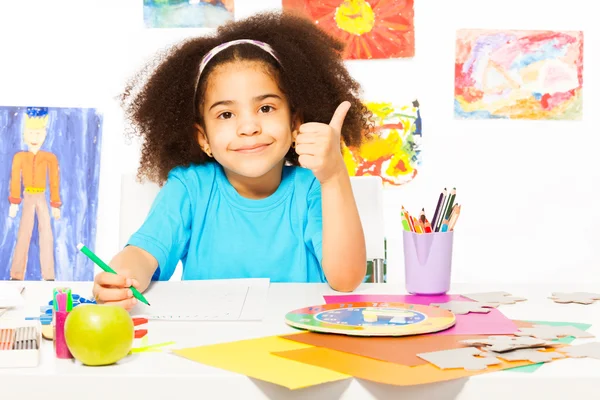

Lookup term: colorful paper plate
[285,302,456,336]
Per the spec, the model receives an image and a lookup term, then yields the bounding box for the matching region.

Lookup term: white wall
[1,0,598,284]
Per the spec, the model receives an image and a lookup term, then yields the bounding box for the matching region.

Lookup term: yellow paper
[171,336,351,389]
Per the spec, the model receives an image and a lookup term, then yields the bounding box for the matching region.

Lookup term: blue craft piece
[36,293,96,324]
[26,316,52,325]
[48,293,96,308]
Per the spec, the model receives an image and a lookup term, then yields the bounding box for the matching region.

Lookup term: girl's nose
[236,116,261,136]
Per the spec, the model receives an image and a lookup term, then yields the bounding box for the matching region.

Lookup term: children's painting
[455,29,583,120]
[0,106,103,281]
[282,0,414,60]
[143,0,234,29]
[343,100,422,186]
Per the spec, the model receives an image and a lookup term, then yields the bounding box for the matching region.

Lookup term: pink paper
[323,294,518,336]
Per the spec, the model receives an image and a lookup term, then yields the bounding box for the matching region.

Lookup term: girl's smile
[232,142,273,153]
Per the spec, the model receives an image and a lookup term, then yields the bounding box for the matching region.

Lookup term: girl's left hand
[294,101,351,184]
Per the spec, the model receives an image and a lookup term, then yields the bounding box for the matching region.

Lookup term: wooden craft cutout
[516,325,595,340]
[462,291,526,305]
[41,325,53,340]
[486,348,566,363]
[558,342,600,360]
[417,347,501,371]
[549,292,600,305]
[460,335,557,352]
[431,300,496,315]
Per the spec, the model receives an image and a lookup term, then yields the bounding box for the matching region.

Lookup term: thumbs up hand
[294,101,351,184]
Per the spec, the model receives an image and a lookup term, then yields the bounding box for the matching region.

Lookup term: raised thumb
[329,101,351,132]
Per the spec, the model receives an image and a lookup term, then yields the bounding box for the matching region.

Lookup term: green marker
[77,243,151,306]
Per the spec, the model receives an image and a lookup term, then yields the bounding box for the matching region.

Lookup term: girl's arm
[320,170,366,291]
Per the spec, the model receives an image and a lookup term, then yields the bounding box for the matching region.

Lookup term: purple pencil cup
[403,230,454,295]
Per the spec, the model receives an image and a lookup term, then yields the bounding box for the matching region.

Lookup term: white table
[1,281,599,400]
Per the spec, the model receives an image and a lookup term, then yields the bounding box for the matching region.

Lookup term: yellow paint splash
[343,101,421,185]
[335,0,375,35]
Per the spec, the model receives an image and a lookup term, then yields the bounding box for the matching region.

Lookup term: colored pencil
[77,243,150,306]
[430,188,446,231]
[418,209,426,229]
[448,204,461,231]
[441,217,450,232]
[406,210,416,232]
[435,191,449,232]
[424,220,432,233]
[443,187,457,220]
[413,216,423,233]
[400,207,411,231]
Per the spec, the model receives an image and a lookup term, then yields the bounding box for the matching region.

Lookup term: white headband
[194,39,281,97]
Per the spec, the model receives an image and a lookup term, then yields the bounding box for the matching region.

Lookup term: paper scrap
[549,292,600,305]
[516,324,594,340]
[558,342,600,359]
[505,320,592,373]
[170,336,350,389]
[431,300,496,315]
[417,347,501,371]
[460,335,558,352]
[461,291,526,305]
[486,348,566,363]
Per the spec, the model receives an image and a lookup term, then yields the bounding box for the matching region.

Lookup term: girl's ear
[195,123,212,157]
[290,112,303,146]
[291,112,303,132]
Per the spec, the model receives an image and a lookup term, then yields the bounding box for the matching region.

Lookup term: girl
[93,11,371,309]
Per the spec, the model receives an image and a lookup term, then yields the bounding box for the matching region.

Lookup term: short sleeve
[127,173,192,281]
[304,179,323,267]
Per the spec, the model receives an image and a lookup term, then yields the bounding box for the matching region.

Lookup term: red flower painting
[283,0,414,60]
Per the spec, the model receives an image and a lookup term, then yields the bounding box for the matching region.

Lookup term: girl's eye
[259,105,274,113]
[218,111,233,119]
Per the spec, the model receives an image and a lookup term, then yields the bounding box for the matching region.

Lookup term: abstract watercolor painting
[143,0,234,29]
[282,0,414,60]
[343,100,422,186]
[0,106,103,281]
[455,29,583,120]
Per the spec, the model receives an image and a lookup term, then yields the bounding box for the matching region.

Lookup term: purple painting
[0,106,103,281]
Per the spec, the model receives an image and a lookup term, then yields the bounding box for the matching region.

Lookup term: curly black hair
[121,10,372,185]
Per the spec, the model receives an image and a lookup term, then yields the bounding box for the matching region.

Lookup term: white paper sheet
[131,278,270,321]
[0,285,25,309]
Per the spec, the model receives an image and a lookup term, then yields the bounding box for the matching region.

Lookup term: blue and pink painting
[0,106,103,281]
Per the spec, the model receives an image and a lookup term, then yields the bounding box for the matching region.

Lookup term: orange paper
[272,346,537,386]
[281,332,494,366]
[170,336,350,390]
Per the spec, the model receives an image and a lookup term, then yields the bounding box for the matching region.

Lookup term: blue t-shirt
[127,162,326,283]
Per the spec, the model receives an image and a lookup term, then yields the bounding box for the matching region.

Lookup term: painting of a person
[8,107,61,281]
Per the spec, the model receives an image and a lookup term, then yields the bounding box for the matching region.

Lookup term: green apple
[64,304,134,366]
